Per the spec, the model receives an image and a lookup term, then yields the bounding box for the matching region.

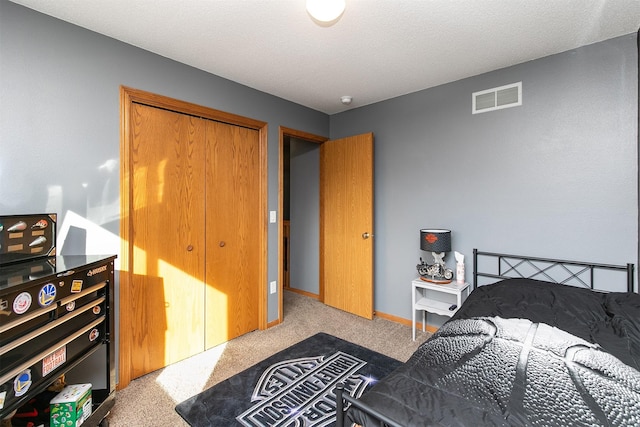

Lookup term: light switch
[269,210,277,223]
[270,281,277,294]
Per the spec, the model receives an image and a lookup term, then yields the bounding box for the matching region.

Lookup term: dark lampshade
[420,229,451,253]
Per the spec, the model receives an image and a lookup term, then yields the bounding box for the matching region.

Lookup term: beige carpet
[107,290,432,426]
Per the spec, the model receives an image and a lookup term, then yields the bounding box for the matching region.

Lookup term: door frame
[277,127,327,322]
[119,86,268,389]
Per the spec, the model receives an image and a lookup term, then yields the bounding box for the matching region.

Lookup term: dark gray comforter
[346,279,640,426]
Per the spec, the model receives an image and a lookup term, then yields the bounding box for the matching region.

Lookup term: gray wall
[289,139,320,294]
[0,1,328,323]
[330,33,638,326]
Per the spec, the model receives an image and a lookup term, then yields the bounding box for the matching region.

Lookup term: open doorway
[285,136,321,294]
[278,127,375,322]
[279,128,326,321]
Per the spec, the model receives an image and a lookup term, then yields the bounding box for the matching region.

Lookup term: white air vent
[472,82,522,114]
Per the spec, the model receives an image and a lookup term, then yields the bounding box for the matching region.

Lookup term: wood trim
[318,146,325,304]
[118,87,132,390]
[120,86,266,129]
[283,220,290,289]
[374,310,439,334]
[278,127,284,322]
[280,127,327,145]
[425,325,439,334]
[266,318,281,328]
[285,287,320,300]
[258,124,268,331]
[119,86,268,389]
[278,127,327,323]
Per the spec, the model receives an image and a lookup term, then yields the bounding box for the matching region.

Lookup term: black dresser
[0,254,116,426]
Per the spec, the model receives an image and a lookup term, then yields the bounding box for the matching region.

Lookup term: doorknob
[219,241,226,247]
[362,232,372,239]
[186,245,194,251]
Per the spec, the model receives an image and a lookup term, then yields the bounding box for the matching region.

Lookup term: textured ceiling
[9,0,640,114]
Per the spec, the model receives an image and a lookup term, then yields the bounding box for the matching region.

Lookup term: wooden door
[129,103,206,377]
[320,133,374,319]
[205,121,260,348]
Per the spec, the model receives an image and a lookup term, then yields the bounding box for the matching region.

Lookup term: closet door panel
[130,104,206,376]
[205,121,260,349]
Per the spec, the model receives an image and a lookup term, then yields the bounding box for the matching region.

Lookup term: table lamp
[416,229,454,283]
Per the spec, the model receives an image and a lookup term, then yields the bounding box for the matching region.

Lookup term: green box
[50,383,92,427]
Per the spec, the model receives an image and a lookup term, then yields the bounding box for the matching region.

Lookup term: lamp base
[419,276,453,285]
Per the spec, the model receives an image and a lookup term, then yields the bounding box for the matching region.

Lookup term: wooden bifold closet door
[204,120,260,349]
[127,102,260,379]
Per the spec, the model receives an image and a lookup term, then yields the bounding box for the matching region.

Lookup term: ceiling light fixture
[340,96,353,105]
[306,0,346,23]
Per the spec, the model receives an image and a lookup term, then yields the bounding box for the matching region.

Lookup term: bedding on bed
[345,279,640,427]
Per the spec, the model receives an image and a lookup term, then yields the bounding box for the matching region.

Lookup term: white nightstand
[412,278,470,341]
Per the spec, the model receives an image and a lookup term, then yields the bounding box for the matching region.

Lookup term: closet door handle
[219,241,226,247]
[187,245,194,251]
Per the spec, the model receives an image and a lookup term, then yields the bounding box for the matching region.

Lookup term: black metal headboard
[473,249,635,293]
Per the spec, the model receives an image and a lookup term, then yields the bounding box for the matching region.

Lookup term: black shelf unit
[1,254,117,426]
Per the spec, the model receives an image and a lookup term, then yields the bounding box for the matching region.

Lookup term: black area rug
[175,332,403,427]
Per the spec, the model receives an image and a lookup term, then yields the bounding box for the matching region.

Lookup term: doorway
[285,136,321,293]
[278,127,374,321]
[278,128,326,320]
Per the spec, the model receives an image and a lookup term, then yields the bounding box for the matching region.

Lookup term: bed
[335,249,640,426]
